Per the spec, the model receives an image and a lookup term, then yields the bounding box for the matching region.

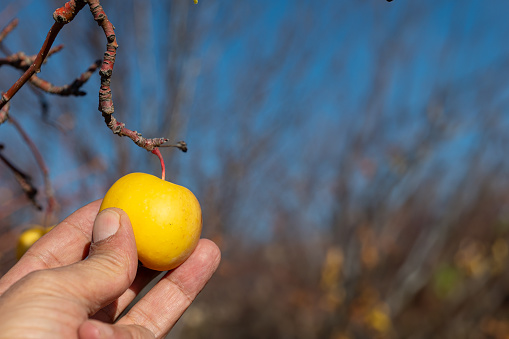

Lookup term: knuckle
[88,249,135,286]
[19,269,62,296]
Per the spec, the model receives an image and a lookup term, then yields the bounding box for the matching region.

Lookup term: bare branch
[28,59,101,96]
[1,0,185,155]
[87,0,185,152]
[9,116,57,224]
[0,0,86,109]
[0,100,8,125]
[0,45,64,69]
[160,140,188,152]
[0,145,41,210]
[0,18,18,44]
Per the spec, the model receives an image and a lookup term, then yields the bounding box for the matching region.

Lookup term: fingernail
[93,209,121,243]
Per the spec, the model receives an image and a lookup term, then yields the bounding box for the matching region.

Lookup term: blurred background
[2,0,509,338]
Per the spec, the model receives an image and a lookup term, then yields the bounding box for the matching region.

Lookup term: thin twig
[9,116,57,225]
[0,0,86,109]
[0,0,186,157]
[0,100,9,125]
[160,140,188,152]
[0,145,41,210]
[86,0,187,153]
[0,50,99,99]
[0,18,18,44]
[28,59,101,96]
[0,45,64,69]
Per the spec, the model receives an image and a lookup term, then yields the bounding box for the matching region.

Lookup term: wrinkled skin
[0,201,221,339]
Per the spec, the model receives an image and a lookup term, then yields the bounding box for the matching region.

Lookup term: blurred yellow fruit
[99,172,202,271]
[16,225,46,260]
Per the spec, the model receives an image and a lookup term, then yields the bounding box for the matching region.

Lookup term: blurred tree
[3,1,509,339]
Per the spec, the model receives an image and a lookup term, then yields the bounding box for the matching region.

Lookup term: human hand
[0,200,221,338]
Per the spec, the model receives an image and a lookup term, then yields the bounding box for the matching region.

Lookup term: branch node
[99,69,112,78]
[160,140,188,153]
[53,0,86,23]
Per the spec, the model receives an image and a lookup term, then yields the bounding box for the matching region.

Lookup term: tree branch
[28,59,101,96]
[0,0,186,155]
[86,0,185,152]
[0,144,41,210]
[0,99,8,124]
[9,116,57,224]
[0,18,18,44]
[0,0,86,109]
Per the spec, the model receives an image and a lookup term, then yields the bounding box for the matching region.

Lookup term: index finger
[0,200,101,295]
[116,239,221,338]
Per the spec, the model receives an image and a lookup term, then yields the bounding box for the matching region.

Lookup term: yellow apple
[16,225,46,260]
[99,172,202,271]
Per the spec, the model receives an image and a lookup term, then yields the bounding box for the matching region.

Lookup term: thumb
[52,208,138,315]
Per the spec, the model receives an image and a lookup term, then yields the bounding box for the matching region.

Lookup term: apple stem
[151,148,166,181]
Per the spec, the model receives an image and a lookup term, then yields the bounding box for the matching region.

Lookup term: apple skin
[16,226,46,260]
[99,173,202,271]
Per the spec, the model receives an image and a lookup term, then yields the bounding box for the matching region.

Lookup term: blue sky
[2,1,509,232]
